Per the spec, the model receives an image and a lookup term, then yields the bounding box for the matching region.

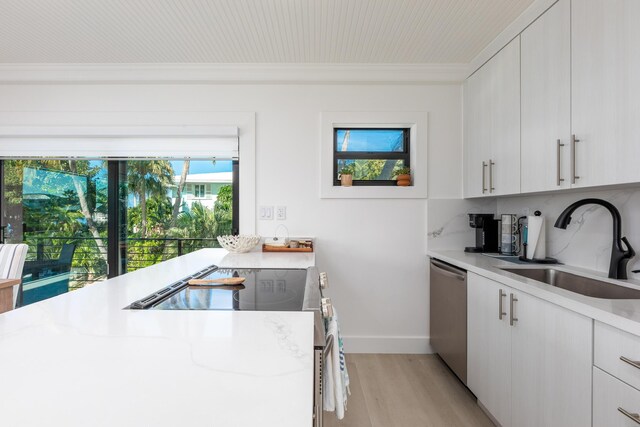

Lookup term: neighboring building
[169,172,232,209]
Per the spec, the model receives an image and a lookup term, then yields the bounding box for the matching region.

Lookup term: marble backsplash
[428,186,640,276]
[427,198,497,251]
[497,187,640,275]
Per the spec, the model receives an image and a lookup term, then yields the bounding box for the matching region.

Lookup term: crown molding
[0,63,468,84]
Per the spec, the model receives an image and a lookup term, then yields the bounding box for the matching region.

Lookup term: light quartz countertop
[0,249,316,427]
[428,250,640,337]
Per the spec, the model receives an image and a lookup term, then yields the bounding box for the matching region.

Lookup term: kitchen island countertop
[0,249,316,427]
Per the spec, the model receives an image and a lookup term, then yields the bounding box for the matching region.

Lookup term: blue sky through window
[335,129,405,152]
[171,160,232,175]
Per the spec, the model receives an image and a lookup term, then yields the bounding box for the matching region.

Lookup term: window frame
[332,127,411,186]
[194,183,206,198]
[0,157,240,281]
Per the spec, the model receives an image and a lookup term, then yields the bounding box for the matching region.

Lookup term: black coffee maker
[464,213,500,253]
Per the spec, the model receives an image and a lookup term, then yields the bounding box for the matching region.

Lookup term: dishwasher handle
[430,260,466,281]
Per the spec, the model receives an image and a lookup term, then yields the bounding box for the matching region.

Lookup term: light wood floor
[323,354,494,427]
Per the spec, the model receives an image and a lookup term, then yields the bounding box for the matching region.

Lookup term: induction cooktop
[128,266,309,311]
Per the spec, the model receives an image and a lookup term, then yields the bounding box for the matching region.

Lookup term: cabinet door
[488,37,520,196]
[594,367,640,427]
[521,0,571,193]
[467,273,511,426]
[511,291,592,427]
[464,66,491,198]
[572,0,640,188]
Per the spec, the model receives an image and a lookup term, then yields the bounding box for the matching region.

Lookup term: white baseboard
[342,335,433,354]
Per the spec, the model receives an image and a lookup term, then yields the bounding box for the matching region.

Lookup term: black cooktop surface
[150,268,308,311]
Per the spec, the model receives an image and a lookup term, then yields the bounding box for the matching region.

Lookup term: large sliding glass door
[1,158,238,306]
[2,160,109,305]
[119,159,237,273]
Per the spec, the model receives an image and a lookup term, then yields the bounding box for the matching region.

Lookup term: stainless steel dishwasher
[430,258,467,384]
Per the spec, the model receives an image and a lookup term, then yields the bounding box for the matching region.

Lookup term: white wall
[0,82,463,353]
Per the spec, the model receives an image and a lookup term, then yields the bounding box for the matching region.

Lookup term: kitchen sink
[500,268,640,299]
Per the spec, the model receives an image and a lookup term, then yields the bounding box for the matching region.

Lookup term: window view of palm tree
[333,128,410,185]
[2,160,108,305]
[123,159,234,272]
[1,158,235,306]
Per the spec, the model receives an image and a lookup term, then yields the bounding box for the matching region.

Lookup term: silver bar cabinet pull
[509,293,518,326]
[618,407,640,425]
[489,160,495,192]
[620,356,640,370]
[557,139,565,186]
[482,161,487,193]
[498,289,506,320]
[571,134,580,184]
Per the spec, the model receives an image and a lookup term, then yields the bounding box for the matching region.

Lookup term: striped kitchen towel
[323,307,351,419]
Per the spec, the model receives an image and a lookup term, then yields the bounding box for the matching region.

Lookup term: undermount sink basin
[500,268,640,299]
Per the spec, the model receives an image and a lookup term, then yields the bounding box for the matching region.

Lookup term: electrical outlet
[276,206,287,220]
[259,206,273,220]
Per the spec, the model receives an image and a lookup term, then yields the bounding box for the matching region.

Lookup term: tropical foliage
[126,160,174,238]
[338,163,356,175]
[392,166,412,177]
[3,159,232,291]
[338,159,405,180]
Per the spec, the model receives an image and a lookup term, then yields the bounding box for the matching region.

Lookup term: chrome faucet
[554,198,635,280]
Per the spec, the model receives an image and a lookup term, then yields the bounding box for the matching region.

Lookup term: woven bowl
[217,235,261,253]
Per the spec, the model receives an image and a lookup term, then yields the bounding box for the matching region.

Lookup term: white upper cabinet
[464,68,491,198]
[464,37,521,198]
[520,0,571,193]
[489,38,521,196]
[572,0,640,188]
[465,0,640,197]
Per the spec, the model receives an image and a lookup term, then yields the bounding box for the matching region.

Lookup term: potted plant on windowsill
[393,167,412,186]
[338,164,356,187]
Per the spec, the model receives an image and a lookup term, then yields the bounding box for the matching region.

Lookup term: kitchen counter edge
[428,250,640,337]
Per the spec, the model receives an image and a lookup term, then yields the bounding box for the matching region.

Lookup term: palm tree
[127,160,173,237]
[176,201,217,238]
[169,160,189,228]
[167,201,219,254]
[68,160,108,262]
[213,185,233,235]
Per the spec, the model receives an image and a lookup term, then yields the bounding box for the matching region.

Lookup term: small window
[194,184,206,198]
[333,128,410,186]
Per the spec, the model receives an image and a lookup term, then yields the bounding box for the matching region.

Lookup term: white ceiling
[0,0,534,64]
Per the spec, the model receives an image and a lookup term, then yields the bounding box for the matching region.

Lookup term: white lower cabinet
[467,272,593,427]
[594,367,640,427]
[511,290,592,427]
[593,321,640,426]
[467,273,512,426]
[594,321,640,391]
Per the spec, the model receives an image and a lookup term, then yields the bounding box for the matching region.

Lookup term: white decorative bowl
[217,235,261,253]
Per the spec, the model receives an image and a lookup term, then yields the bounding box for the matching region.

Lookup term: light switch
[259,206,273,220]
[276,206,287,220]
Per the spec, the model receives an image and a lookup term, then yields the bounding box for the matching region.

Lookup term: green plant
[339,164,356,175]
[392,166,412,178]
